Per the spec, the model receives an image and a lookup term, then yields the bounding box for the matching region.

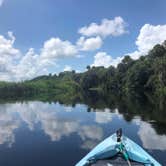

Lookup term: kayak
[76,129,161,166]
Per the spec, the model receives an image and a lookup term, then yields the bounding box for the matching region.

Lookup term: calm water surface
[0,101,165,165]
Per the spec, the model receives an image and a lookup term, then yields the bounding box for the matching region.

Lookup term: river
[0,101,165,165]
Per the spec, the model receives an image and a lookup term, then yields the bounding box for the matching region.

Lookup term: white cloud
[77,36,103,51]
[14,48,42,80]
[63,65,72,71]
[78,17,127,38]
[136,24,166,53]
[0,0,4,6]
[94,23,166,67]
[91,23,166,67]
[128,51,142,60]
[91,52,122,68]
[0,17,128,81]
[91,52,111,68]
[0,32,20,63]
[0,35,78,81]
[129,24,166,59]
[0,32,21,81]
[41,37,78,59]
[0,32,105,81]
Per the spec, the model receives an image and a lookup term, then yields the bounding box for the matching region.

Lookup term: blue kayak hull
[76,133,161,166]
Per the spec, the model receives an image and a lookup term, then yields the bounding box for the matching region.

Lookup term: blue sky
[0,0,166,81]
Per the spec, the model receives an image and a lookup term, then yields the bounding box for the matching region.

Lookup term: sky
[0,0,166,81]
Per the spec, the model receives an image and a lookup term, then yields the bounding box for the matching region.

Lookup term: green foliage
[149,44,166,58]
[0,42,166,101]
[124,58,153,93]
[80,66,107,90]
[0,72,80,99]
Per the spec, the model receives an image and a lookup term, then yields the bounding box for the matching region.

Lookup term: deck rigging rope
[119,142,132,166]
[117,129,131,166]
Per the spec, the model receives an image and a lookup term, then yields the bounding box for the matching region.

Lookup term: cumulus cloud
[64,65,72,71]
[129,24,166,59]
[77,36,103,51]
[136,24,166,53]
[0,32,20,63]
[91,23,166,68]
[78,17,127,38]
[41,37,78,59]
[0,32,104,81]
[0,32,21,80]
[13,48,47,80]
[91,52,122,68]
[0,34,78,81]
[0,17,128,81]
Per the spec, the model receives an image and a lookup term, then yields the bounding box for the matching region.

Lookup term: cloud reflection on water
[95,108,122,124]
[0,102,165,151]
[0,105,20,147]
[0,102,103,149]
[133,119,166,151]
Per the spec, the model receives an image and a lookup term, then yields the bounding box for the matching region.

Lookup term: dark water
[0,101,165,165]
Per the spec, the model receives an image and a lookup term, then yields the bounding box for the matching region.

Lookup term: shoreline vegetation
[0,42,166,109]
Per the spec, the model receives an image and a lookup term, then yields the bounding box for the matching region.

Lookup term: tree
[149,44,166,58]
[122,55,133,65]
[86,65,91,70]
[72,70,76,74]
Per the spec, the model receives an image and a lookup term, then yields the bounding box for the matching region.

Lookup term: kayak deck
[76,130,161,166]
[92,155,144,166]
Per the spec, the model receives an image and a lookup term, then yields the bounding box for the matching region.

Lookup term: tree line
[0,41,166,102]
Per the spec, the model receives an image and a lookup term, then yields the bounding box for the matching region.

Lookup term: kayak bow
[76,129,161,166]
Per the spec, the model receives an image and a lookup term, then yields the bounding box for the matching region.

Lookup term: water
[0,101,165,165]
